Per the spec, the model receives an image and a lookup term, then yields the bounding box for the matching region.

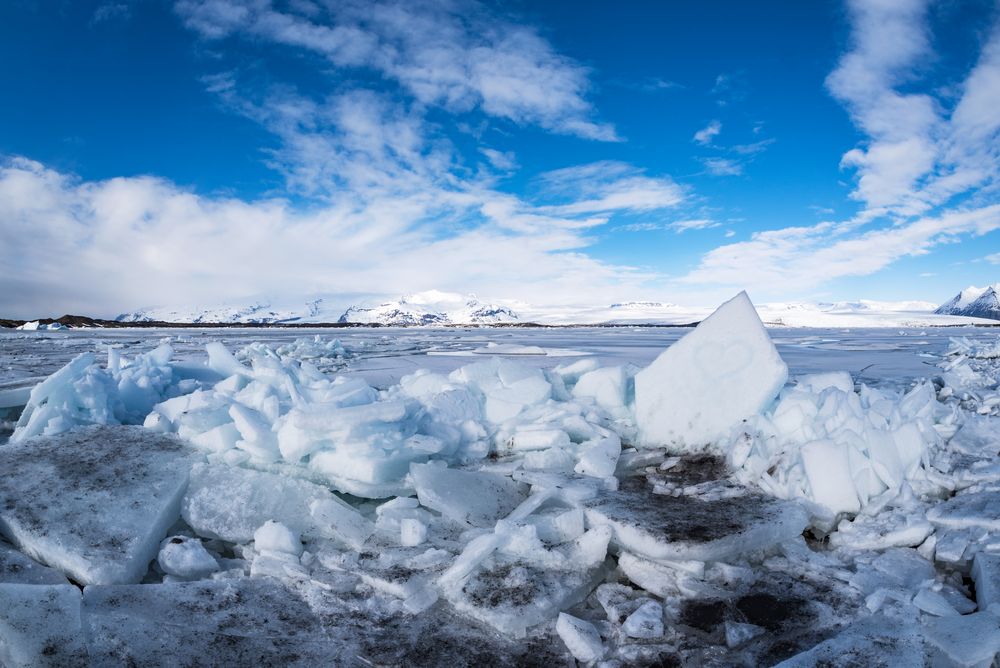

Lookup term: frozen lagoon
[2,320,1000,666]
[2,323,990,392]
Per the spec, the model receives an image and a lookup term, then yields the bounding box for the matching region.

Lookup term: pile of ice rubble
[3,293,1000,665]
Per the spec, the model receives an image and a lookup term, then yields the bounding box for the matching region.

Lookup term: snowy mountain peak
[116,302,297,324]
[935,284,1000,319]
[609,301,676,309]
[337,294,518,325]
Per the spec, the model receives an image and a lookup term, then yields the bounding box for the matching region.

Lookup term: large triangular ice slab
[634,292,787,450]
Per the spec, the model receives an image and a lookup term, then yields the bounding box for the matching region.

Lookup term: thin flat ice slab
[584,476,809,562]
[0,425,193,584]
[775,615,924,667]
[0,584,87,667]
[83,578,574,667]
[634,291,787,450]
[442,555,611,636]
[927,490,1000,531]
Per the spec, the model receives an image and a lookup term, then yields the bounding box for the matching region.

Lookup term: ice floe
[0,425,193,584]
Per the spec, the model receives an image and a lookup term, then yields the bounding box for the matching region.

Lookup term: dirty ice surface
[2,302,1000,666]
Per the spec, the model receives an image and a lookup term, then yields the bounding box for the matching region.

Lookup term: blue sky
[1,0,998,318]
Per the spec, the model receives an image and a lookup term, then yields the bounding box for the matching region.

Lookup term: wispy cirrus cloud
[681,0,1000,295]
[826,0,1000,221]
[701,157,742,177]
[616,218,718,234]
[176,0,618,141]
[693,120,721,145]
[535,161,685,217]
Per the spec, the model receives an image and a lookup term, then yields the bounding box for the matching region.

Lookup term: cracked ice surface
[3,300,1000,665]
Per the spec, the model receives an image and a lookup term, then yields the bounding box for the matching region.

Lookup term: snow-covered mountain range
[108,288,1000,327]
[337,292,518,326]
[116,292,520,326]
[935,284,1000,320]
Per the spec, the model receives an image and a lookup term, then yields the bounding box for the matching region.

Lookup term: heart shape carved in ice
[692,339,755,380]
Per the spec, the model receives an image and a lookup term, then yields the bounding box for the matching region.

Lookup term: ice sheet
[0,425,192,584]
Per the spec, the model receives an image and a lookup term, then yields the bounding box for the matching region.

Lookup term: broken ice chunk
[574,435,622,478]
[828,511,933,550]
[182,463,339,543]
[622,600,664,639]
[556,613,605,663]
[617,552,709,599]
[775,615,923,667]
[0,425,193,584]
[157,535,219,579]
[927,490,1000,531]
[206,341,253,379]
[973,552,1000,611]
[583,477,808,562]
[923,610,1000,668]
[800,440,861,514]
[229,403,280,463]
[254,521,303,556]
[0,584,87,667]
[441,553,610,636]
[572,366,629,418]
[11,353,116,442]
[400,518,428,546]
[724,620,765,648]
[634,292,787,450]
[912,587,960,617]
[309,498,375,550]
[411,462,527,528]
[795,372,854,394]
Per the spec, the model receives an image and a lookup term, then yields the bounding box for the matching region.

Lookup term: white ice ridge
[11,333,632,497]
[11,293,980,520]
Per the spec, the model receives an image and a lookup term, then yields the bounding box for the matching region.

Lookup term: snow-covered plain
[2,308,1000,666]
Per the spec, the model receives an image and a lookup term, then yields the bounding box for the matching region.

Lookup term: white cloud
[670,218,719,233]
[0,156,669,318]
[479,148,517,171]
[615,218,718,234]
[701,157,742,176]
[536,162,685,216]
[175,0,617,140]
[91,2,130,24]
[731,138,774,155]
[826,0,1000,221]
[986,252,1000,265]
[693,120,721,145]
[681,0,1000,296]
[681,204,1000,290]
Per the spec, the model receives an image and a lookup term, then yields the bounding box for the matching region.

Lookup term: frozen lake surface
[3,324,990,389]
[2,323,1000,666]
